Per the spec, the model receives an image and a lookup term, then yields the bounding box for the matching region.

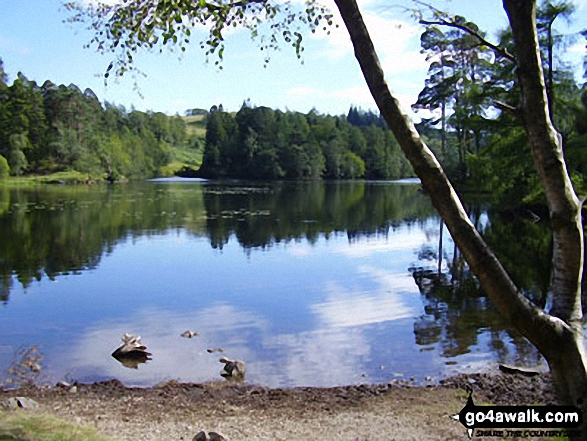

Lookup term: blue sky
[0,0,585,116]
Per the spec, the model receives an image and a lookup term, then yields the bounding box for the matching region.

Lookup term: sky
[0,0,585,117]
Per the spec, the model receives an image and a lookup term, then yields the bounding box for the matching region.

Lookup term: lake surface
[0,180,546,388]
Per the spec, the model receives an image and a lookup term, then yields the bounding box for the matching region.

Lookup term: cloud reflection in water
[65,262,420,387]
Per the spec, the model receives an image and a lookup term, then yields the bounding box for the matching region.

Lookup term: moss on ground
[0,411,117,441]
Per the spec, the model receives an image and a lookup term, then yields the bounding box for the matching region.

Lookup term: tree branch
[419,18,516,62]
[494,100,522,119]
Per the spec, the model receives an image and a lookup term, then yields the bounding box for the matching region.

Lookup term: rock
[219,357,245,380]
[207,348,224,353]
[181,331,200,338]
[193,431,227,441]
[193,432,207,441]
[111,333,152,369]
[54,381,78,393]
[2,397,39,410]
[24,361,42,373]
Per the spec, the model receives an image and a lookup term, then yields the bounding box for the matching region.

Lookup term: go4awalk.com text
[452,390,582,439]
[474,429,582,438]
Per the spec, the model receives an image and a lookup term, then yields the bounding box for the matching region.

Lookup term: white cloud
[325,76,426,112]
[286,86,322,96]
[311,4,426,73]
[380,49,428,76]
[332,84,375,106]
[311,265,416,329]
[302,2,428,112]
[259,327,371,387]
[329,231,429,259]
[285,83,420,113]
[169,98,191,110]
[0,36,31,56]
[569,42,586,54]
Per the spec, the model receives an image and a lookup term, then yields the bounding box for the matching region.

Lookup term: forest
[0,56,414,183]
[1,0,586,206]
[194,104,413,180]
[0,60,202,182]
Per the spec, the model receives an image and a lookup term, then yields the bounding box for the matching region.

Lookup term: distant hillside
[0,63,204,181]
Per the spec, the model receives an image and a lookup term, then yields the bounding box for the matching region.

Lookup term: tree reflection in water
[0,181,432,301]
[0,180,569,379]
[411,206,555,370]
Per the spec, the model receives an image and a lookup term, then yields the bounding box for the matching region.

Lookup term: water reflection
[313,266,415,328]
[0,181,430,301]
[0,180,553,387]
[410,214,548,370]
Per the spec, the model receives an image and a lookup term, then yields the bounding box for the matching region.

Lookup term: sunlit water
[0,180,543,387]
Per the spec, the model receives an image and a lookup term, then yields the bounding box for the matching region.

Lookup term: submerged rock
[181,330,200,338]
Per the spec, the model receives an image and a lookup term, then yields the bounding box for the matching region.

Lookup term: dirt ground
[0,372,558,441]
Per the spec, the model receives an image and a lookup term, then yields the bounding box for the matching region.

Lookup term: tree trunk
[503,0,584,326]
[333,0,587,419]
[503,0,587,415]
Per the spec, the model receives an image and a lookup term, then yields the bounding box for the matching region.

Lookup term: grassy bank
[0,410,116,441]
[1,171,108,186]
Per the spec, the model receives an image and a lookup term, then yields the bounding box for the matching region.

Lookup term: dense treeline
[411,2,587,206]
[0,61,200,180]
[196,104,414,180]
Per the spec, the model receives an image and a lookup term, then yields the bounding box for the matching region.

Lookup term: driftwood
[111,333,152,369]
[498,363,541,377]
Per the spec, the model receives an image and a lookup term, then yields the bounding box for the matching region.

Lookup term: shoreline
[1,371,557,441]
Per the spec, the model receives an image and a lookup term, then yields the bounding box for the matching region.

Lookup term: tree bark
[333,0,587,414]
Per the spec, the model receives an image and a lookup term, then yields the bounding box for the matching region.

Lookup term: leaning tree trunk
[333,0,587,419]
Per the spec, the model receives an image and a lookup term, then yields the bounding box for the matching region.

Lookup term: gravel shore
[0,372,557,441]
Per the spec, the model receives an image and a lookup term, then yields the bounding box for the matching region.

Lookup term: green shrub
[0,154,9,180]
